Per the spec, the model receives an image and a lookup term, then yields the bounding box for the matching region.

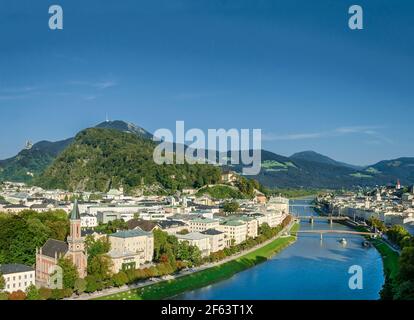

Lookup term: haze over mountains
[0,120,413,190]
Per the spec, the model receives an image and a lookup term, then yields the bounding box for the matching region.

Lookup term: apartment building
[0,264,35,293]
[108,229,154,273]
[189,218,220,233]
[176,232,211,257]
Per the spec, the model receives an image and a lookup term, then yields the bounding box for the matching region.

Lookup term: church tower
[67,200,87,278]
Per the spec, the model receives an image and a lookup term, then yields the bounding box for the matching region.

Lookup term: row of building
[1,194,290,294]
[1,179,290,294]
[317,182,414,226]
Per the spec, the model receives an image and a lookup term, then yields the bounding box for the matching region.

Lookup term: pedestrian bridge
[295,216,350,225]
[291,229,377,240]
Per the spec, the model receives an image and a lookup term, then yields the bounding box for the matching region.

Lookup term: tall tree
[58,258,79,289]
[85,236,111,262]
[0,273,5,290]
[26,284,40,300]
[87,255,112,281]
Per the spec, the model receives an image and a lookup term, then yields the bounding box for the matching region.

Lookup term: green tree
[223,201,240,213]
[177,241,191,261]
[380,275,395,300]
[189,245,202,266]
[74,278,87,295]
[394,280,414,300]
[85,275,98,293]
[368,217,387,233]
[0,273,5,290]
[176,241,202,266]
[387,225,411,248]
[38,287,52,300]
[399,246,414,282]
[25,284,40,300]
[89,193,103,201]
[0,209,69,265]
[87,254,112,281]
[85,236,111,262]
[112,271,128,287]
[58,258,79,289]
[95,219,128,234]
[153,229,178,265]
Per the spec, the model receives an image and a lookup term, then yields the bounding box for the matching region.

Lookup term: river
[175,198,385,300]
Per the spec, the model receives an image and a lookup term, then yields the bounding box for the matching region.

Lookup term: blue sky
[0,0,413,165]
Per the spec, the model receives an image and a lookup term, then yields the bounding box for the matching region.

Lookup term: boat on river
[362,240,372,248]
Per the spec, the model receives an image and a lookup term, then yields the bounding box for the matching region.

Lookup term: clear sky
[0,0,413,165]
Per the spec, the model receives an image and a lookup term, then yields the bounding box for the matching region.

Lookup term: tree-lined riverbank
[96,223,299,300]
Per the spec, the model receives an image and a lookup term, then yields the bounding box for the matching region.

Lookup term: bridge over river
[291,229,377,240]
[295,215,350,225]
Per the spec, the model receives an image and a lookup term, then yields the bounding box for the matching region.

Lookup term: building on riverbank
[107,229,154,272]
[200,229,226,253]
[318,185,414,227]
[176,232,211,257]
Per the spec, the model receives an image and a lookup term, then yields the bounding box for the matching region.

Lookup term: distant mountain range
[228,150,414,189]
[1,120,414,190]
[290,151,363,170]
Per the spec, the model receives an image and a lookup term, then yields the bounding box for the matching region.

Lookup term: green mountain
[0,138,73,182]
[0,121,152,183]
[369,158,414,184]
[34,127,221,193]
[290,150,363,170]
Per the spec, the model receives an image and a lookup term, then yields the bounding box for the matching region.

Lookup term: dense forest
[0,210,69,266]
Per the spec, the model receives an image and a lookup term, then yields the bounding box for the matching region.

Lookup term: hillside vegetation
[35,128,221,193]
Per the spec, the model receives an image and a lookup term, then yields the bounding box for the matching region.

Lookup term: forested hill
[0,138,73,183]
[34,128,221,193]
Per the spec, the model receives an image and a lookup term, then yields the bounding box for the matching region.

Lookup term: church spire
[70,199,80,220]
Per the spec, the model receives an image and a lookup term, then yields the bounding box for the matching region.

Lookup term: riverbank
[311,199,399,297]
[351,225,400,283]
[370,238,400,282]
[96,223,299,300]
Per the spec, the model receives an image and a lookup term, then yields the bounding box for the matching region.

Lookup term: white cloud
[68,80,118,90]
[0,86,39,100]
[263,125,392,144]
[262,132,323,141]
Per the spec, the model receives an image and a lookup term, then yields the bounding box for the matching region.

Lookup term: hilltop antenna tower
[25,140,33,150]
[105,113,109,122]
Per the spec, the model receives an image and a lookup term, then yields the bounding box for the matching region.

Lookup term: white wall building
[0,264,35,293]
[80,213,98,228]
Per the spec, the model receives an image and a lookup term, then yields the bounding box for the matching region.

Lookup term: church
[35,200,88,288]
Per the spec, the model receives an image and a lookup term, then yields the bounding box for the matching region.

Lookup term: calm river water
[175,198,385,300]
